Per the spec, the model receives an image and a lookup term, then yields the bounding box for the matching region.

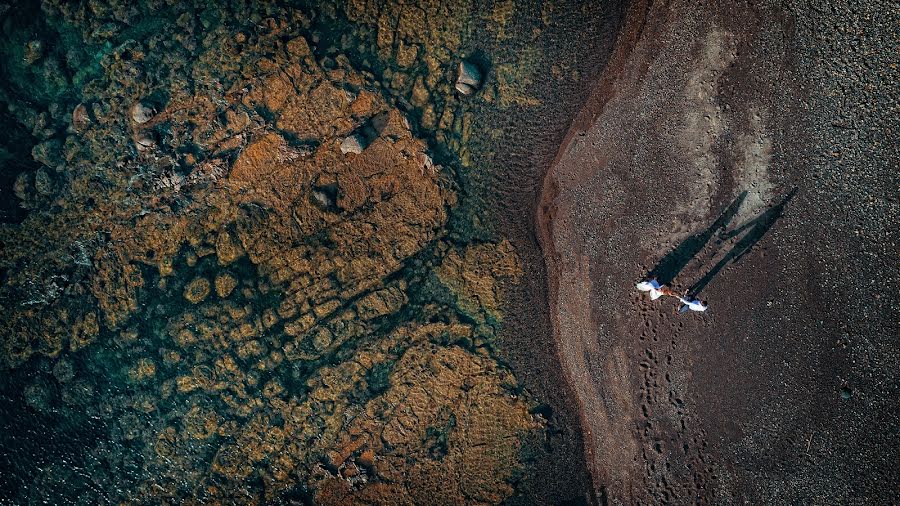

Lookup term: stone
[455,82,475,95]
[311,190,332,209]
[129,358,157,383]
[340,133,366,154]
[215,231,244,265]
[72,103,90,132]
[130,102,155,124]
[23,40,43,65]
[456,60,482,95]
[225,109,250,131]
[34,168,52,195]
[134,133,156,151]
[24,381,52,412]
[357,448,376,468]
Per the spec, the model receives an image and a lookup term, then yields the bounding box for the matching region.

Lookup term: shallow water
[0,1,624,503]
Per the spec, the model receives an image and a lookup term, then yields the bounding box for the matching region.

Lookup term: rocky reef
[0,0,569,503]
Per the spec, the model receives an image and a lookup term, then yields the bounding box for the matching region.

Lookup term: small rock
[357,448,376,468]
[340,133,366,154]
[71,103,90,132]
[130,102,154,124]
[24,381,52,413]
[60,379,93,406]
[340,462,360,479]
[312,190,332,208]
[456,60,482,95]
[184,250,198,267]
[34,168,53,195]
[134,133,156,151]
[31,139,62,168]
[455,82,475,95]
[311,328,333,352]
[23,40,43,65]
[215,230,244,265]
[128,358,157,383]
[225,109,250,131]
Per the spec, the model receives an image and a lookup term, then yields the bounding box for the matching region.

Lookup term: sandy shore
[538,0,898,502]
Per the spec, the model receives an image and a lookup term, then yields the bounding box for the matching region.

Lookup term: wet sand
[538,0,898,502]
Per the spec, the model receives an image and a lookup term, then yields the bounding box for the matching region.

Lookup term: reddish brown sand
[538,0,898,503]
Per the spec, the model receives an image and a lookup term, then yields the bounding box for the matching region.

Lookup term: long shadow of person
[688,187,798,296]
[648,191,748,285]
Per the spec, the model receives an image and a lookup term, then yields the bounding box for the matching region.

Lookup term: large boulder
[456,60,482,95]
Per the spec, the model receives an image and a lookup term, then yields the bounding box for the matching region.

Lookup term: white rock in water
[130,102,154,124]
[456,60,482,95]
[340,133,366,154]
[135,134,156,151]
[455,82,475,95]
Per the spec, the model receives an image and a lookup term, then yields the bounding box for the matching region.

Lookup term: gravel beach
[538,0,898,502]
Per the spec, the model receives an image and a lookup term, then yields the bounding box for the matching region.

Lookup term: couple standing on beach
[636,278,708,313]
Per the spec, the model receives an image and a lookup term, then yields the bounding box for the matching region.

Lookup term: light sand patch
[672,27,738,227]
[734,107,775,218]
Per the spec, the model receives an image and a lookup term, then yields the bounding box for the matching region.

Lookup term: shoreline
[535,0,649,499]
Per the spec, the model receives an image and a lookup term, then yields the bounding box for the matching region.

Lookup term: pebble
[72,103,89,132]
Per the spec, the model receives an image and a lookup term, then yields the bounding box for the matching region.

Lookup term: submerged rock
[24,381,52,413]
[215,273,238,298]
[134,133,156,151]
[23,40,43,65]
[71,103,90,132]
[130,102,154,124]
[456,60,482,95]
[52,358,75,383]
[34,168,53,195]
[184,277,211,304]
[0,6,537,504]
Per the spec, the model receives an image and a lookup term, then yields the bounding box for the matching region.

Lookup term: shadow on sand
[688,187,797,296]
[647,187,797,297]
[648,191,748,286]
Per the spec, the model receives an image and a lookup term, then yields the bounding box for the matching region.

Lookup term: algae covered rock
[214,273,238,298]
[183,277,211,304]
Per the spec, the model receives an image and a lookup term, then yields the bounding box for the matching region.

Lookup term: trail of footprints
[634,301,717,504]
